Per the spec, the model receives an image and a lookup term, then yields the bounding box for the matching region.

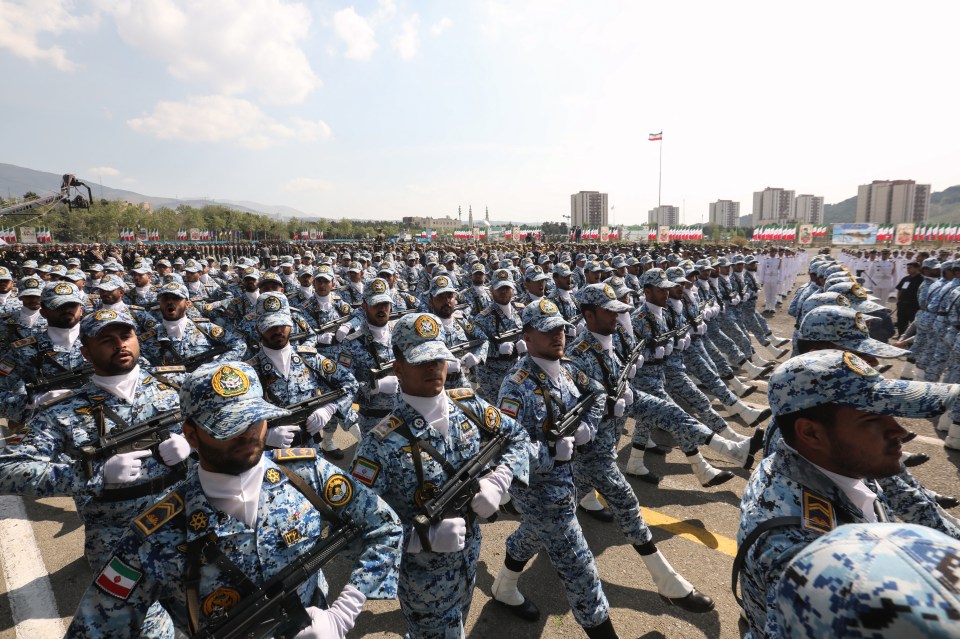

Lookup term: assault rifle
[610,339,646,413]
[268,388,348,445]
[164,342,230,371]
[447,338,485,359]
[75,409,182,478]
[192,517,362,639]
[490,327,523,358]
[26,364,95,395]
[543,390,604,458]
[315,315,354,335]
[412,429,508,552]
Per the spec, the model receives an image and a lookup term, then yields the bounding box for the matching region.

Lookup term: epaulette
[514,302,526,309]
[12,336,36,349]
[87,293,100,300]
[133,491,185,537]
[446,387,475,401]
[244,312,257,321]
[344,331,363,341]
[128,305,144,311]
[230,297,241,305]
[151,366,186,374]
[139,329,157,341]
[802,488,836,534]
[271,448,316,462]
[193,317,210,323]
[296,345,317,354]
[478,306,493,316]
[575,341,591,353]
[150,285,161,291]
[372,414,403,440]
[5,316,17,324]
[509,369,529,385]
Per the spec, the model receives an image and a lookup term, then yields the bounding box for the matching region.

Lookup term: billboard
[894,223,915,246]
[19,227,37,244]
[832,223,878,246]
[798,224,814,245]
[657,225,670,243]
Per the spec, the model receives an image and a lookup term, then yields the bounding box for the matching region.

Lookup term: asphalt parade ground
[1,276,958,638]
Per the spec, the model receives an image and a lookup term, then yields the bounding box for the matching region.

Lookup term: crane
[0,174,93,218]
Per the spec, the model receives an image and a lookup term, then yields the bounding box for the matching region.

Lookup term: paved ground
[1,270,958,639]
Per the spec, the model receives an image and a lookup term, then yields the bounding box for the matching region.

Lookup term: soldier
[0,266,21,314]
[471,268,527,401]
[426,275,487,390]
[516,264,549,305]
[735,350,960,638]
[127,261,159,306]
[246,291,359,459]
[350,312,529,639]
[0,308,192,638]
[758,246,782,315]
[866,248,897,303]
[547,263,581,334]
[0,275,47,344]
[66,360,403,638]
[460,263,492,317]
[339,261,365,307]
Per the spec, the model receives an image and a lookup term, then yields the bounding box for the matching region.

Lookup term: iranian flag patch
[96,557,142,600]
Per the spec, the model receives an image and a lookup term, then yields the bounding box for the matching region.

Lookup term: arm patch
[134,492,185,537]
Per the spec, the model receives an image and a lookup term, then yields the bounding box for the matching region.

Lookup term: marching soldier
[471,269,527,401]
[426,275,487,390]
[0,275,47,344]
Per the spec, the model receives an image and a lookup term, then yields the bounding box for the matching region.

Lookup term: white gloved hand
[376,376,399,395]
[697,323,708,335]
[318,332,335,345]
[613,398,626,418]
[573,422,594,445]
[294,585,367,639]
[628,363,637,379]
[447,359,462,373]
[566,326,577,338]
[654,346,665,359]
[554,436,575,461]
[498,342,514,356]
[305,404,337,435]
[623,387,634,407]
[266,425,299,449]
[103,450,151,484]
[461,353,480,369]
[31,388,72,408]
[515,339,527,354]
[157,433,191,466]
[414,517,466,553]
[730,295,740,306]
[664,341,674,356]
[334,325,351,342]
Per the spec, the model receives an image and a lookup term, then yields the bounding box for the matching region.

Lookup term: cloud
[430,17,452,35]
[281,177,334,193]
[332,7,377,60]
[0,0,99,71]
[100,0,321,105]
[392,14,420,60]
[127,95,331,149]
[88,166,121,177]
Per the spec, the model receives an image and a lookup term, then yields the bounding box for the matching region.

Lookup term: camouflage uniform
[470,269,526,402]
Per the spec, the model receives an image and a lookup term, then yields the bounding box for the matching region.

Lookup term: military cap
[0,267,12,281]
[157,259,172,268]
[429,275,457,297]
[922,257,941,269]
[130,262,152,275]
[364,278,393,306]
[37,264,53,274]
[50,265,68,276]
[219,257,231,266]
[239,266,259,280]
[524,265,549,282]
[470,263,486,275]
[280,256,294,266]
[63,269,85,283]
[157,282,189,299]
[605,276,632,299]
[17,276,43,297]
[714,257,730,268]
[162,273,185,285]
[521,298,570,332]
[392,313,456,365]
[611,256,628,268]
[41,281,84,308]
[942,260,956,271]
[256,292,294,332]
[182,259,201,273]
[638,255,653,265]
[577,283,633,312]
[80,308,137,338]
[731,255,745,265]
[173,257,185,266]
[259,271,282,284]
[553,263,573,277]
[768,350,958,418]
[22,260,39,269]
[640,268,678,289]
[664,266,688,285]
[770,523,960,639]
[798,307,908,358]
[425,255,439,267]
[314,264,335,281]
[491,269,516,290]
[180,361,290,440]
[96,274,127,291]
[65,257,82,267]
[377,262,396,275]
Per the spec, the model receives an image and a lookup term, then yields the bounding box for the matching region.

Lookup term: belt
[938,312,949,317]
[359,408,391,418]
[97,465,187,502]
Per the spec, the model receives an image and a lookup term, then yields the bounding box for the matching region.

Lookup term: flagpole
[658,134,663,209]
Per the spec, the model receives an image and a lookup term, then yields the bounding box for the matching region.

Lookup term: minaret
[468,205,474,229]
[458,205,462,222]
[485,206,489,224]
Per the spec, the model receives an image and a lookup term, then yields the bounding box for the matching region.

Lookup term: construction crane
[0,174,93,218]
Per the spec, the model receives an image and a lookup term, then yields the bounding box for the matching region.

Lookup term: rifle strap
[394,421,458,508]
[151,370,181,391]
[184,530,257,635]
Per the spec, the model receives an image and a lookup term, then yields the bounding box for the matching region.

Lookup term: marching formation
[0,239,956,639]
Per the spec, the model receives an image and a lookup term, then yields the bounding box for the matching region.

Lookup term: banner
[600,226,609,242]
[895,223,915,246]
[512,226,521,243]
[19,227,37,244]
[798,224,814,245]
[189,228,201,241]
[832,223,878,246]
[657,225,670,243]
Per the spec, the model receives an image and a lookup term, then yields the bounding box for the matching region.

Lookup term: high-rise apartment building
[753,187,796,222]
[709,200,740,228]
[856,180,931,224]
[795,195,824,224]
[570,191,608,228]
[648,205,680,226]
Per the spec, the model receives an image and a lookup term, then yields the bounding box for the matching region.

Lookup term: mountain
[0,163,307,219]
[823,196,857,224]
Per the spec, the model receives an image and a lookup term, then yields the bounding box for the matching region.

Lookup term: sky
[2,0,959,225]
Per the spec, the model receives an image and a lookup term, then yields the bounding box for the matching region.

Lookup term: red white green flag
[648,131,662,141]
[96,557,142,599]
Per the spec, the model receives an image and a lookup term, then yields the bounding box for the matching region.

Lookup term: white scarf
[19,306,39,327]
[558,288,573,302]
[199,458,266,528]
[91,365,141,404]
[617,312,634,338]
[316,294,331,311]
[590,331,614,356]
[102,301,126,312]
[644,300,664,319]
[48,324,80,349]
[530,356,561,381]
[0,293,9,304]
[244,290,260,304]
[262,344,292,377]
[403,392,449,437]
[368,323,392,347]
[300,286,315,299]
[162,317,189,341]
[496,303,514,319]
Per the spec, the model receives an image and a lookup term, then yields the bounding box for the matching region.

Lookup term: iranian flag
[648,131,662,141]
[96,557,142,599]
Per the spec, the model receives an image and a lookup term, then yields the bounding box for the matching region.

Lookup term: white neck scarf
[199,458,265,528]
[403,392,450,437]
[244,290,260,304]
[48,324,80,349]
[162,317,189,341]
[644,301,664,318]
[316,294,331,311]
[496,303,514,319]
[530,356,561,381]
[368,323,392,347]
[19,306,39,327]
[590,331,614,355]
[91,365,141,404]
[262,344,292,377]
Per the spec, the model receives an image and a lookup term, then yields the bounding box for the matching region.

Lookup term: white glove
[613,398,626,418]
[294,585,366,639]
[103,450,151,484]
[554,436,575,461]
[498,342,514,356]
[334,325,351,342]
[407,517,466,553]
[566,326,577,338]
[305,405,337,435]
[266,425,299,449]
[573,422,594,445]
[664,341,674,356]
[318,332,335,345]
[635,354,644,367]
[654,346,665,359]
[30,388,72,408]
[470,465,513,518]
[375,376,399,395]
[515,339,527,354]
[461,353,480,369]
[628,363,637,379]
[447,359,462,373]
[623,387,634,407]
[157,433,191,466]
[730,295,740,306]
[697,323,708,335]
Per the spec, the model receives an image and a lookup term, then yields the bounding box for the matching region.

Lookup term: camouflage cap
[429,275,457,297]
[768,350,958,418]
[66,257,81,266]
[664,266,688,286]
[183,259,202,273]
[392,313,456,365]
[156,259,172,268]
[17,276,43,297]
[731,255,745,265]
[520,297,570,332]
[377,261,396,275]
[63,268,85,283]
[800,293,851,317]
[22,260,39,269]
[50,265,68,276]
[173,257,186,266]
[180,361,290,440]
[130,262,152,275]
[80,308,137,338]
[491,269,516,290]
[577,283,633,312]
[256,292,294,332]
[604,276,632,299]
[922,257,941,269]
[611,256,628,268]
[771,523,960,639]
[241,267,260,280]
[41,281,84,308]
[97,274,127,292]
[163,273,185,285]
[157,282,189,300]
[314,264,335,281]
[259,271,282,284]
[364,278,393,306]
[470,262,486,275]
[0,267,12,281]
[524,265,549,282]
[640,268,678,289]
[346,261,362,274]
[37,264,52,274]
[553,263,573,277]
[798,307,908,358]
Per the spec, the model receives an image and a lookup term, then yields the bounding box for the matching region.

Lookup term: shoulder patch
[482,405,502,433]
[446,387,475,401]
[134,492,185,537]
[12,336,36,349]
[801,489,836,534]
[509,369,529,384]
[128,305,144,311]
[272,447,317,462]
[372,414,403,439]
[193,317,210,323]
[498,397,520,418]
[321,358,337,374]
[152,366,186,373]
[296,345,317,355]
[339,302,351,315]
[323,474,354,507]
[139,330,157,341]
[337,353,353,367]
[95,556,143,601]
[351,457,380,487]
[210,325,224,339]
[0,359,14,376]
